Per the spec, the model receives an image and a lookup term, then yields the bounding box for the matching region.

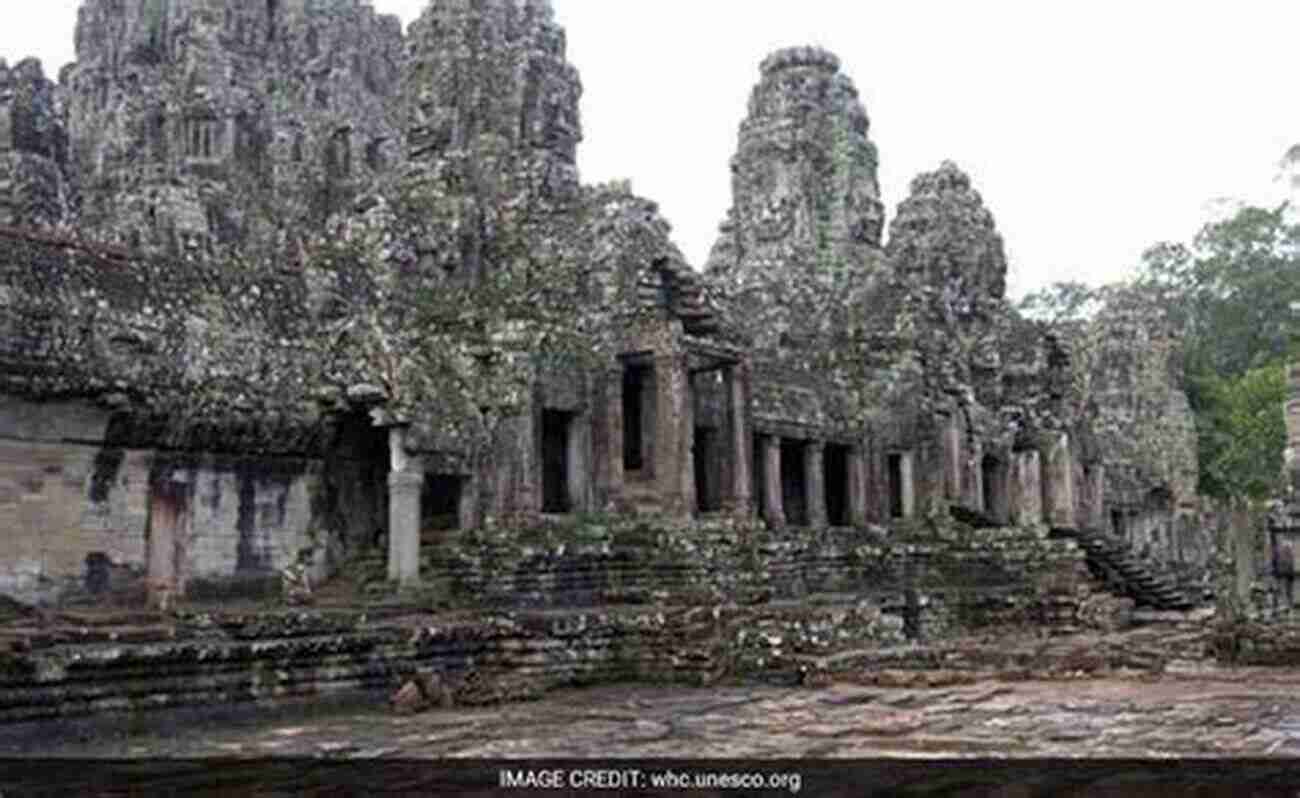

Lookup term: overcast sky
[6,1,1299,298]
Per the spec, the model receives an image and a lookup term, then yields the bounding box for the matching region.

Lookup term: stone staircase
[1070,528,1197,611]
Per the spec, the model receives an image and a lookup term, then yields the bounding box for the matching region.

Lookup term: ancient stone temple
[0,0,1193,612]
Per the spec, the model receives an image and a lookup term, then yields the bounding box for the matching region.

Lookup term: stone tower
[887,161,1007,307]
[63,0,404,250]
[885,161,1010,400]
[0,58,70,228]
[405,0,581,171]
[706,46,884,284]
[401,0,584,282]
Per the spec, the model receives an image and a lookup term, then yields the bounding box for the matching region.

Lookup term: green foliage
[1016,280,1110,324]
[1128,199,1300,499]
[1195,363,1288,500]
[1138,203,1300,379]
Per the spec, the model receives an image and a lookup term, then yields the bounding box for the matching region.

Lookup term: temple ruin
[0,0,1231,723]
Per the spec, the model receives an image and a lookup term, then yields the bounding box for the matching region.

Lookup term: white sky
[6,1,1300,298]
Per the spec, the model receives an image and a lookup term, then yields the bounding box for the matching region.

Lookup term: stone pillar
[898,452,916,520]
[722,363,754,518]
[387,426,423,587]
[942,414,962,502]
[566,411,591,513]
[1009,450,1043,526]
[654,352,694,519]
[641,365,657,479]
[1041,432,1076,529]
[805,441,827,527]
[595,367,625,511]
[761,435,786,528]
[961,439,983,511]
[984,458,1011,525]
[387,471,423,586]
[1082,463,1105,530]
[508,401,541,518]
[457,472,480,532]
[848,444,868,527]
[147,472,190,610]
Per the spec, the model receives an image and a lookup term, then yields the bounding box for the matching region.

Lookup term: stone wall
[0,513,1091,723]
[386,517,1089,628]
[0,395,331,607]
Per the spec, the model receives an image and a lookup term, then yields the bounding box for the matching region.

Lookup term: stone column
[595,367,625,511]
[147,472,190,610]
[654,352,693,519]
[1082,463,1105,530]
[566,411,591,514]
[1041,432,1076,529]
[458,471,480,532]
[761,435,786,528]
[387,426,423,587]
[848,444,868,527]
[805,441,828,527]
[1009,450,1042,526]
[942,414,962,502]
[984,458,1011,525]
[961,440,983,512]
[722,363,754,518]
[898,452,916,520]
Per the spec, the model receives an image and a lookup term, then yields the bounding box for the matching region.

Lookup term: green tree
[1016,280,1112,324]
[1197,363,1288,500]
[1138,203,1300,379]
[1131,198,1300,499]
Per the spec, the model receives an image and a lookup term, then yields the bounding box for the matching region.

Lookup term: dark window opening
[325,133,351,179]
[542,409,573,514]
[781,439,808,526]
[887,453,904,519]
[694,426,720,513]
[366,138,386,172]
[422,475,462,532]
[85,552,111,595]
[622,365,648,472]
[151,112,167,162]
[1111,510,1124,537]
[824,444,850,526]
[981,455,1004,523]
[330,410,390,552]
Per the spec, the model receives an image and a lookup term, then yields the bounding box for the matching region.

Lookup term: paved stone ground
[9,668,1300,760]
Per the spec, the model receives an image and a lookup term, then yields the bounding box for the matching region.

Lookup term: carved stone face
[741,150,798,244]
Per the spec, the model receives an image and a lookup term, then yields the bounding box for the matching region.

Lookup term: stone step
[1073,529,1198,612]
